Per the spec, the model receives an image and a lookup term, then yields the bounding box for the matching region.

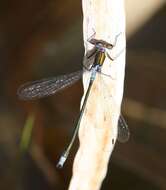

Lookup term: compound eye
[106,44,113,49]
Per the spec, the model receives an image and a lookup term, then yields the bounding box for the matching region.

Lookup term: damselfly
[17,36,129,168]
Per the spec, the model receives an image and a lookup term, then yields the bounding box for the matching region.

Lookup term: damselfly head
[89,38,113,50]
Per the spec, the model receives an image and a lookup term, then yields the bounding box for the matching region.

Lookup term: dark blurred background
[0,1,166,190]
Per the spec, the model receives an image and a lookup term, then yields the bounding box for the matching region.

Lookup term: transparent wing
[98,74,130,143]
[117,115,130,143]
[17,70,82,100]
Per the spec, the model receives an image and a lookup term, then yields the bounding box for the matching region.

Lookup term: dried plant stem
[69,0,126,189]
